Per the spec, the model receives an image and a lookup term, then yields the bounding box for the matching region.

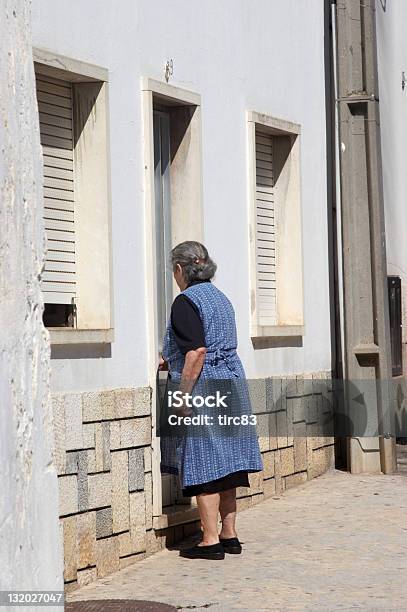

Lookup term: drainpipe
[330,1,346,382]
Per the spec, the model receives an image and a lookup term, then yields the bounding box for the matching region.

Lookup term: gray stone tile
[247,378,267,414]
[284,376,297,399]
[292,396,306,423]
[82,423,95,449]
[83,391,103,422]
[266,377,282,412]
[305,394,319,424]
[64,393,84,451]
[133,387,151,417]
[128,448,145,492]
[77,450,89,512]
[96,507,113,539]
[58,475,78,516]
[66,451,79,475]
[102,422,111,470]
[52,394,66,475]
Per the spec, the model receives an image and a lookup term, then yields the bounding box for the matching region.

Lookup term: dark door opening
[388,276,402,377]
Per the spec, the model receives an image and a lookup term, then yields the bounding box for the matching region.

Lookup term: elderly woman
[160,241,263,560]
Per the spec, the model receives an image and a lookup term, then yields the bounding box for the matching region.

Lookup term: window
[254,128,277,326]
[34,49,113,344]
[247,111,304,338]
[36,73,77,322]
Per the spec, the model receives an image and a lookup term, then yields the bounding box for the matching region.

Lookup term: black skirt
[182,470,250,497]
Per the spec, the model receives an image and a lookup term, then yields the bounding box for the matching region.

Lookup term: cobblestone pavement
[69,449,407,611]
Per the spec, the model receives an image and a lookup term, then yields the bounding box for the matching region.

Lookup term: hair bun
[171,241,217,284]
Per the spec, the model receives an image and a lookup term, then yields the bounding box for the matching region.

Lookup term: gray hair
[171,241,217,285]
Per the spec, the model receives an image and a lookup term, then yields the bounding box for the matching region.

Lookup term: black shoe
[219,537,242,554]
[179,543,225,560]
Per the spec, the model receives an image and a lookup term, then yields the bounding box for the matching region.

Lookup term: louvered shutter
[36,73,76,305]
[255,130,276,325]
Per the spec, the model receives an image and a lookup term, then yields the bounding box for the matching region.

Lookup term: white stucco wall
[0,0,63,602]
[376,0,407,331]
[31,0,331,391]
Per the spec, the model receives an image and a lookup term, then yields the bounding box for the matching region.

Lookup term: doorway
[153,110,173,350]
[388,276,402,377]
[153,108,184,508]
[143,79,204,515]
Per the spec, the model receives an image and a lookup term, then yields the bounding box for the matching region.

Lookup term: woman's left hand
[173,403,193,418]
[158,356,168,371]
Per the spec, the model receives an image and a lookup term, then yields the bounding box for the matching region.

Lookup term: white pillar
[0,0,63,607]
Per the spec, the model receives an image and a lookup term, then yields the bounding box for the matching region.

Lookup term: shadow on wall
[252,336,303,349]
[51,343,112,359]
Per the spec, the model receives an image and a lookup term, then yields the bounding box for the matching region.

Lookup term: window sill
[48,328,114,345]
[251,325,304,339]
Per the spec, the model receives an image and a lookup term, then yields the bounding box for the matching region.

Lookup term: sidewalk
[68,453,407,611]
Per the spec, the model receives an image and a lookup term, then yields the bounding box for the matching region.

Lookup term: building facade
[376,0,407,379]
[30,0,335,589]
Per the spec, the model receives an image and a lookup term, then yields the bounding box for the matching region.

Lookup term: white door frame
[141,78,203,516]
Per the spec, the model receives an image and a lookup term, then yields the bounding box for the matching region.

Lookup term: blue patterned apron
[161,282,263,488]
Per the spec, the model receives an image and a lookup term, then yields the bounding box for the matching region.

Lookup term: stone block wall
[52,387,154,590]
[239,371,335,509]
[53,371,335,591]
